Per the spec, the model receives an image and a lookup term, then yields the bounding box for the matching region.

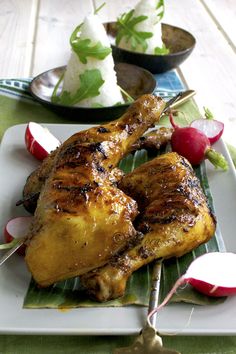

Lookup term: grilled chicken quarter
[24,94,166,287]
[80,152,216,301]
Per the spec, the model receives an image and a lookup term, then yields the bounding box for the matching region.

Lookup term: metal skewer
[162,89,196,114]
[147,259,162,326]
[0,237,26,266]
[169,89,196,110]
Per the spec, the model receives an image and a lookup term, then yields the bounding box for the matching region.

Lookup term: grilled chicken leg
[25,95,166,287]
[22,127,173,214]
[80,152,216,302]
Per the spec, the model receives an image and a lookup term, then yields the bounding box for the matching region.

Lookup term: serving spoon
[114,259,180,354]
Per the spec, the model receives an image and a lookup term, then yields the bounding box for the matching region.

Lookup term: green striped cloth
[0,76,236,354]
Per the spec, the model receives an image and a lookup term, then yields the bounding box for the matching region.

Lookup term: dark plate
[105,22,196,74]
[29,63,156,122]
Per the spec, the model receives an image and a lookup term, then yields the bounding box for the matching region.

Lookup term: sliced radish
[190,119,224,144]
[184,252,236,297]
[3,216,33,256]
[147,252,236,325]
[25,122,61,160]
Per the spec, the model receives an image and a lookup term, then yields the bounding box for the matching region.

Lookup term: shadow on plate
[105,22,196,74]
[29,63,156,122]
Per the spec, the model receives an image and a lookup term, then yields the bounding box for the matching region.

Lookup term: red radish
[190,119,224,144]
[3,216,33,256]
[169,113,228,170]
[25,122,60,160]
[184,252,236,297]
[148,252,236,325]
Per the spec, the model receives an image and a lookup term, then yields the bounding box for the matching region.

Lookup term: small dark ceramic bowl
[29,62,156,122]
[105,22,196,74]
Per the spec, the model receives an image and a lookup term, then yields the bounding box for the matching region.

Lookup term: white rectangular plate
[1,123,236,336]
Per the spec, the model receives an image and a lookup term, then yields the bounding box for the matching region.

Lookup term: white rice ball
[62,14,124,107]
[118,0,164,54]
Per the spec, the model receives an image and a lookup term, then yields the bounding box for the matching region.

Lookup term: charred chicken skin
[24,94,166,287]
[22,128,173,214]
[80,152,216,302]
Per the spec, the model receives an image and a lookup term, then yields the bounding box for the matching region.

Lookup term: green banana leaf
[23,147,225,309]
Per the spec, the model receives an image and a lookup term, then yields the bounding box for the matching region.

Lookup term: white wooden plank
[201,0,236,48]
[31,0,94,76]
[0,0,37,78]
[163,0,236,146]
[93,0,137,22]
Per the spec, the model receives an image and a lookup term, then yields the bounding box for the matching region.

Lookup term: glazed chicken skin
[22,127,173,214]
[80,152,216,302]
[25,94,166,287]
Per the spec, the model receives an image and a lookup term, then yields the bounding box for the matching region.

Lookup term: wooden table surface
[0,0,235,146]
